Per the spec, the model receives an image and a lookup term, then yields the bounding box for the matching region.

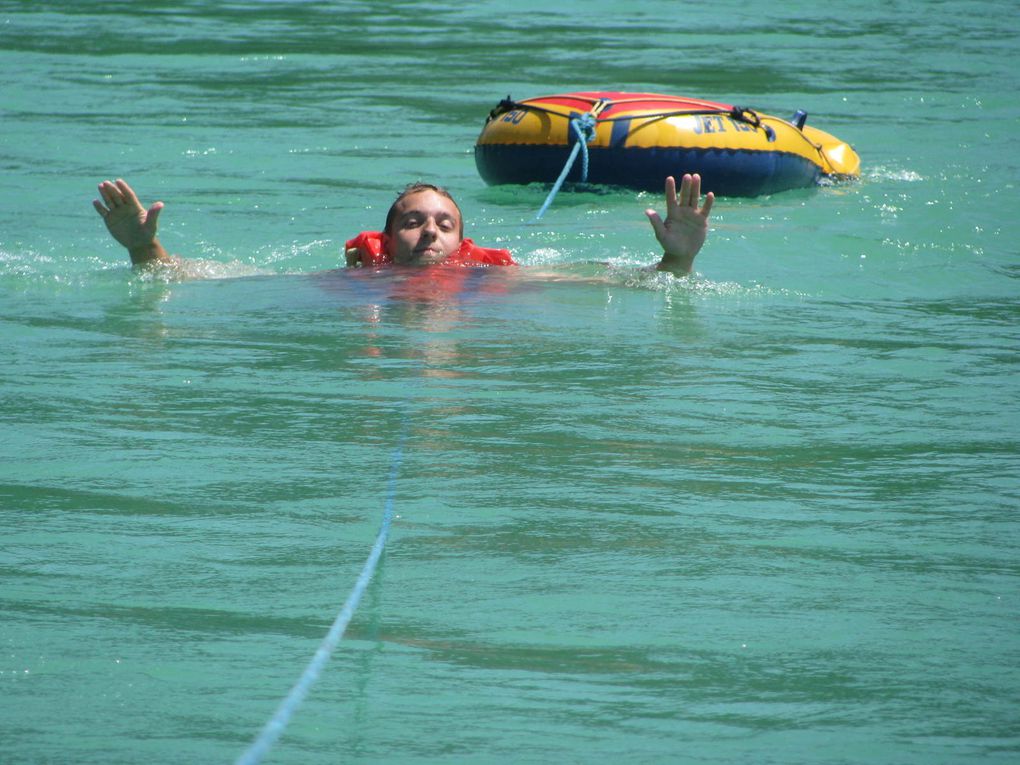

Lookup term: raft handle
[487,95,518,122]
[791,109,808,129]
[730,106,775,141]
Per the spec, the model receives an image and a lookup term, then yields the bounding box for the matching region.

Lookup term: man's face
[386,190,463,265]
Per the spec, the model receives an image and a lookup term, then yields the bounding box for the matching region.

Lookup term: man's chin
[410,249,446,265]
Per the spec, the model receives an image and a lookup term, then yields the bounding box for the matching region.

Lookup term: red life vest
[344,231,516,267]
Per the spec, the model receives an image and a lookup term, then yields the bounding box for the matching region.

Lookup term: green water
[2,1,1019,763]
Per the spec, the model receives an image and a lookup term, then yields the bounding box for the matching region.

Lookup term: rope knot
[571,112,598,143]
[532,98,611,222]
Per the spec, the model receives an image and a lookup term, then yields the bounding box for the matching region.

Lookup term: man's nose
[422,217,438,237]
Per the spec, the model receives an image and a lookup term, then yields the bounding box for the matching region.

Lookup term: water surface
[2,1,1018,763]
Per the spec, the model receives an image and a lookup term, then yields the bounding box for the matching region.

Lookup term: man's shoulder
[459,238,516,266]
[345,231,391,266]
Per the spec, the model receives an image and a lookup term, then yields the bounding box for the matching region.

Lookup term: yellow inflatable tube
[475,91,860,196]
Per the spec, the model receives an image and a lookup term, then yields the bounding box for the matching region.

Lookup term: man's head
[384,183,464,265]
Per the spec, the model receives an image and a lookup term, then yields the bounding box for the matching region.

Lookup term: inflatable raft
[474,91,860,197]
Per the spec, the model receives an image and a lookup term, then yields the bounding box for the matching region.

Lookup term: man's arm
[93,179,173,265]
[645,174,714,276]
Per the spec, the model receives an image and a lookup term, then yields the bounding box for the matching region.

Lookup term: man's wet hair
[384,182,464,238]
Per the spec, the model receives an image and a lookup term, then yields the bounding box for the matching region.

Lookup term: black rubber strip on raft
[474,144,823,197]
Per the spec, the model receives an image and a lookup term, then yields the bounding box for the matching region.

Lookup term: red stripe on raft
[519,91,734,117]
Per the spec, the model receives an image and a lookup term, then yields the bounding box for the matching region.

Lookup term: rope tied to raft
[496,96,778,219]
[235,410,409,765]
[532,99,610,222]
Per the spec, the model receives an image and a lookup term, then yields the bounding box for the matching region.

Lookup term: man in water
[93,174,714,275]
